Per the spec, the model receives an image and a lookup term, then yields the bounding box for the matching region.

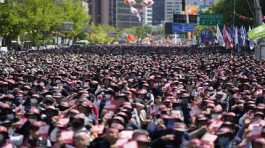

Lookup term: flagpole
[253,0,264,60]
[233,0,237,55]
[233,0,236,26]
[254,0,263,26]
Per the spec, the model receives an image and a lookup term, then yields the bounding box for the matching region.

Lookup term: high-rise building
[143,7,153,26]
[115,0,142,28]
[165,0,183,22]
[89,0,153,27]
[152,0,165,25]
[109,0,117,26]
[88,0,112,25]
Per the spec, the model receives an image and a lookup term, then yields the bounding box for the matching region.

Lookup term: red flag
[222,25,234,49]
[127,34,137,43]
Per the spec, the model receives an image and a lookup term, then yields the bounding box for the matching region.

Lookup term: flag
[0,37,2,47]
[127,34,137,43]
[248,26,255,50]
[228,27,235,43]
[200,30,207,45]
[240,26,247,47]
[234,27,239,45]
[223,25,234,49]
[216,25,225,47]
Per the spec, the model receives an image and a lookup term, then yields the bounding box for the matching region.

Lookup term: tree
[87,25,118,44]
[209,0,265,26]
[0,0,90,46]
[123,26,152,39]
[59,0,90,40]
[19,0,64,45]
[0,1,25,46]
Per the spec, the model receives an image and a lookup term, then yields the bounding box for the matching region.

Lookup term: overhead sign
[199,14,223,25]
[248,24,265,40]
[174,14,198,24]
[172,23,195,33]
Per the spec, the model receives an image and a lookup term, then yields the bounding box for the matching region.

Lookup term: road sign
[165,23,195,34]
[199,14,224,25]
[248,24,265,40]
[174,14,198,24]
[172,23,194,33]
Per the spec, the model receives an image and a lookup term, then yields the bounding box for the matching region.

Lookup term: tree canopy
[87,24,120,44]
[0,0,90,46]
[123,26,153,39]
[209,0,265,26]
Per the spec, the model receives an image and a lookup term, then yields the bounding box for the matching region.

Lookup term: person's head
[104,128,119,145]
[71,116,85,131]
[74,132,91,148]
[252,138,265,148]
[0,126,8,146]
[132,130,150,148]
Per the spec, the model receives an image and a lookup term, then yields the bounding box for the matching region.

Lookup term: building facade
[88,0,155,27]
[88,0,112,25]
[115,0,142,28]
[165,0,183,22]
[143,7,153,26]
[152,0,165,25]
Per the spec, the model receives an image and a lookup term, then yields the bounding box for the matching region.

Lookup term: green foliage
[0,1,24,43]
[19,0,64,45]
[0,0,90,46]
[209,0,264,26]
[59,0,90,38]
[87,25,118,44]
[123,26,152,39]
[194,25,208,37]
[151,26,165,36]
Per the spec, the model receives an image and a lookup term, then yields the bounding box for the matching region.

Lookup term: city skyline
[87,0,218,27]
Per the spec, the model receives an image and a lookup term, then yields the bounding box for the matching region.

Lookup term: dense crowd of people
[0,46,264,148]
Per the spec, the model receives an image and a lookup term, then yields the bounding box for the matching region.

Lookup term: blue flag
[234,27,239,45]
[239,26,246,47]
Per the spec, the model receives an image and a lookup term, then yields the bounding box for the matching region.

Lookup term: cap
[217,127,233,135]
[223,112,236,117]
[132,130,150,143]
[111,123,124,131]
[173,122,187,132]
[0,126,7,133]
[201,133,217,143]
[134,103,145,110]
[0,102,11,109]
[59,130,74,144]
[104,104,117,111]
[32,121,45,128]
[137,89,147,95]
[112,116,125,124]
[253,138,265,146]
[81,100,94,108]
[55,118,70,128]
